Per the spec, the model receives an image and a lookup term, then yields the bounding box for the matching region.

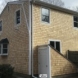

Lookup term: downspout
[22,1,37,78]
[29,1,38,78]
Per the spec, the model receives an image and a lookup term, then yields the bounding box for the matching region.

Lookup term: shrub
[0,64,14,78]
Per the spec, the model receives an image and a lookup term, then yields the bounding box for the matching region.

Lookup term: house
[0,0,78,78]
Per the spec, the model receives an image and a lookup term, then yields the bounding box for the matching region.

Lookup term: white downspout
[29,1,37,78]
[22,1,37,78]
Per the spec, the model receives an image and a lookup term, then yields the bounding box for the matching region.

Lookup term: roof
[32,0,78,16]
[0,0,25,17]
[0,0,78,17]
[0,38,9,44]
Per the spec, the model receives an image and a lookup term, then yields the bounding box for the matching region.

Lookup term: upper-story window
[0,21,2,31]
[41,8,50,23]
[74,16,78,28]
[16,10,20,25]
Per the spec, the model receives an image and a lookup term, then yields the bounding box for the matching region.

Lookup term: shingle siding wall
[32,4,78,75]
[51,48,77,76]
[0,2,29,74]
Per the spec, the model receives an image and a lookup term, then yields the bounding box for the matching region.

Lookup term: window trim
[49,39,62,53]
[41,7,50,24]
[0,44,8,56]
[73,16,78,28]
[15,9,21,27]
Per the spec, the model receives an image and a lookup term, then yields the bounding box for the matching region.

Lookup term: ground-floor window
[50,40,61,52]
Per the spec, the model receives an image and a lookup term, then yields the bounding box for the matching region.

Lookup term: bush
[0,64,14,78]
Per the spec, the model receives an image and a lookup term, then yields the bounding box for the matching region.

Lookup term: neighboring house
[0,0,78,78]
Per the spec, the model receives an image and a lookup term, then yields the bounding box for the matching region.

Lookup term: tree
[41,0,64,7]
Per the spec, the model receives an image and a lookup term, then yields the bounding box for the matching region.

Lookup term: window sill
[0,54,8,56]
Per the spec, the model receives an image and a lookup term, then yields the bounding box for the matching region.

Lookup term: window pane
[3,44,7,48]
[50,41,55,48]
[42,8,49,16]
[74,16,78,22]
[0,45,1,54]
[0,21,2,31]
[56,42,60,52]
[74,22,78,27]
[3,49,7,54]
[42,15,49,22]
[42,8,49,23]
[16,10,20,24]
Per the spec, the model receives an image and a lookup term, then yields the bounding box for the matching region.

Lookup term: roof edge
[32,0,78,16]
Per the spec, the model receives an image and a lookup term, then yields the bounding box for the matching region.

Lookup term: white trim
[0,44,8,56]
[49,39,62,53]
[48,45,51,78]
[31,4,37,78]
[41,7,51,24]
[73,16,78,29]
[28,0,32,75]
[14,9,21,29]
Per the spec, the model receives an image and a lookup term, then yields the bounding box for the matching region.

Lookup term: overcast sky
[62,0,78,9]
[0,0,78,13]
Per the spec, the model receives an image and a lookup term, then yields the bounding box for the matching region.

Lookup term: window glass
[50,41,54,48]
[50,41,61,53]
[3,44,7,48]
[42,8,49,23]
[0,21,2,31]
[74,16,78,28]
[3,44,8,54]
[0,45,1,54]
[3,49,7,54]
[16,10,20,24]
[56,42,60,52]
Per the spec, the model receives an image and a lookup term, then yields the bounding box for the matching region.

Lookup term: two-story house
[0,0,78,78]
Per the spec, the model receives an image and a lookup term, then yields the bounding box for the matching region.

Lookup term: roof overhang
[0,38,9,44]
[32,0,78,16]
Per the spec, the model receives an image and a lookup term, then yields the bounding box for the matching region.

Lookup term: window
[0,21,2,31]
[50,41,61,52]
[16,10,20,24]
[42,8,50,23]
[0,44,8,55]
[74,16,78,28]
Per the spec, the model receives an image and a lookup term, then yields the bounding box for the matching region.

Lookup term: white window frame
[41,7,50,24]
[0,44,8,55]
[73,16,78,28]
[49,39,62,53]
[15,9,21,26]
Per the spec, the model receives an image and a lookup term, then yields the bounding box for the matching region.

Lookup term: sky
[0,0,78,13]
[62,0,78,9]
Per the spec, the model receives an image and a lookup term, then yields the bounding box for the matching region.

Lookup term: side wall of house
[51,48,77,76]
[0,1,29,75]
[32,4,78,75]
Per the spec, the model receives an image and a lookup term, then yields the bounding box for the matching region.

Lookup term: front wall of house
[0,2,29,74]
[32,4,78,75]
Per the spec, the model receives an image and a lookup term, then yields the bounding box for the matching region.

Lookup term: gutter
[32,0,78,16]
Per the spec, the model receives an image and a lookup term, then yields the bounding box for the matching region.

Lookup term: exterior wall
[51,48,77,76]
[0,1,29,74]
[32,4,78,75]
